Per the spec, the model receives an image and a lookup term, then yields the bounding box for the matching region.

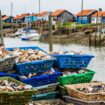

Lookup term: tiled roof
[2,16,9,20]
[76,9,96,16]
[92,11,105,17]
[37,12,49,17]
[25,13,37,17]
[31,13,38,16]
[100,12,105,16]
[51,9,65,17]
[14,13,30,20]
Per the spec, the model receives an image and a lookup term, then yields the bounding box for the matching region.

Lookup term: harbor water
[4,37,105,82]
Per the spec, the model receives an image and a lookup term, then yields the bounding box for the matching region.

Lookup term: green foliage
[56,22,98,31]
[77,23,96,27]
[76,23,96,30]
[63,22,76,28]
[56,22,62,27]
[63,22,76,27]
[56,22,76,29]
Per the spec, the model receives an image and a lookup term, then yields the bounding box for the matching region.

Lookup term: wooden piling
[95,12,98,47]
[95,29,97,47]
[0,10,4,45]
[99,14,103,47]
[89,34,91,46]
[48,13,53,52]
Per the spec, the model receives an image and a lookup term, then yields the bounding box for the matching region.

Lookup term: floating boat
[13,28,25,37]
[21,31,40,41]
[13,27,34,37]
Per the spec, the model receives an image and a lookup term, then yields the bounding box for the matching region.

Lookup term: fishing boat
[21,30,40,41]
[13,28,25,37]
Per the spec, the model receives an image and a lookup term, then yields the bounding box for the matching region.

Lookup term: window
[83,17,87,20]
[53,17,57,21]
[79,16,87,20]
[79,17,82,19]
[92,17,95,21]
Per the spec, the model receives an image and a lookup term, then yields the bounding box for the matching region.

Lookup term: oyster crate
[58,69,95,86]
[16,58,55,75]
[52,54,94,69]
[6,46,55,75]
[35,83,59,95]
[0,55,17,72]
[32,92,58,101]
[63,96,105,105]
[6,46,45,52]
[0,77,36,105]
[18,70,62,87]
[0,72,18,79]
[66,82,105,101]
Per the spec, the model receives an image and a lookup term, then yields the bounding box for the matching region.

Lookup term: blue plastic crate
[18,70,62,87]
[6,46,46,52]
[6,46,55,75]
[32,92,59,101]
[16,59,55,75]
[52,54,94,69]
[0,72,18,79]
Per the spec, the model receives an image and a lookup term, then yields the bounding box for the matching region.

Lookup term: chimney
[99,8,102,12]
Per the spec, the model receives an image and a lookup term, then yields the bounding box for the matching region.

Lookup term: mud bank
[40,32,105,47]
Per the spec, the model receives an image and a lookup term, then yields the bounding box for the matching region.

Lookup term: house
[1,15,13,23]
[91,11,105,24]
[13,13,30,23]
[51,9,75,24]
[76,9,97,24]
[24,14,37,23]
[37,11,50,21]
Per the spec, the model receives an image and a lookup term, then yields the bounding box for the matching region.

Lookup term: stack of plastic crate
[6,46,62,101]
[51,52,95,96]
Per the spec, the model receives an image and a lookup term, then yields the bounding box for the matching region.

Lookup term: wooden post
[49,13,53,52]
[89,34,91,46]
[99,14,103,47]
[81,0,83,24]
[95,12,98,46]
[0,10,4,45]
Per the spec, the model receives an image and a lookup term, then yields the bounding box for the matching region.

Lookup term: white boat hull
[14,28,25,37]
[21,33,40,41]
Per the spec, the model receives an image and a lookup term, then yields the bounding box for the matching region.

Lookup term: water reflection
[4,37,105,81]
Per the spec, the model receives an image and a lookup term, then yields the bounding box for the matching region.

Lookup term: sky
[0,0,105,16]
